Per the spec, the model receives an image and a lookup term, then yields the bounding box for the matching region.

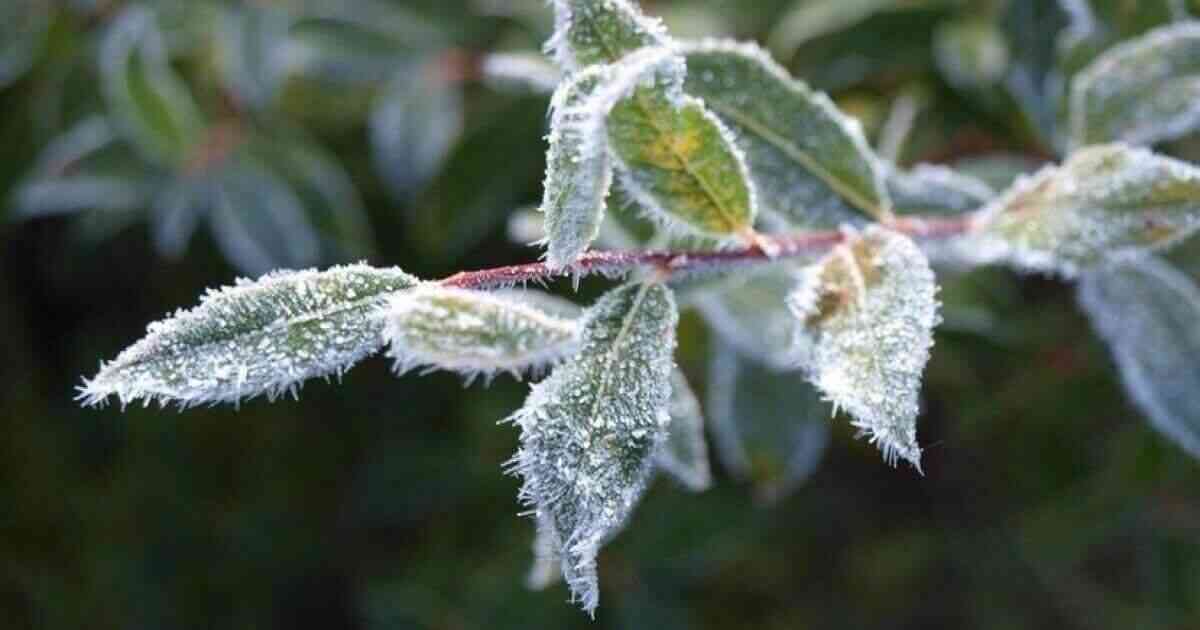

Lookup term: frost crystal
[786,227,940,470]
[540,46,684,268]
[508,282,678,615]
[679,39,890,227]
[1078,257,1200,460]
[548,0,670,70]
[1069,22,1200,148]
[80,264,419,408]
[384,285,580,380]
[971,144,1200,277]
[707,342,829,504]
[654,370,712,492]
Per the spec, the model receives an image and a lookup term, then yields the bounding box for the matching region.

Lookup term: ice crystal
[787,227,940,470]
[508,282,678,615]
[655,369,712,492]
[971,144,1200,277]
[1078,256,1200,460]
[80,264,419,408]
[384,285,580,380]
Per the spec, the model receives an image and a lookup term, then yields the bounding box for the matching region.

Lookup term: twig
[440,215,973,290]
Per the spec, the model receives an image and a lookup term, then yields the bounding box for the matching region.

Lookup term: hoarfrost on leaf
[679,39,890,227]
[1078,256,1200,460]
[1069,22,1200,148]
[79,264,419,408]
[885,162,995,217]
[508,282,678,615]
[970,144,1200,277]
[384,285,580,380]
[786,226,939,470]
[548,0,670,70]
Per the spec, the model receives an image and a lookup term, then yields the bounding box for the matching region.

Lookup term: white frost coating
[787,227,940,470]
[79,264,420,408]
[969,144,1200,277]
[481,52,562,94]
[384,285,580,380]
[541,46,685,268]
[547,0,670,71]
[508,282,678,615]
[654,370,712,492]
[1069,22,1200,148]
[1078,257,1200,460]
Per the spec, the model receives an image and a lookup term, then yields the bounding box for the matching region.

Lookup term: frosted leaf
[79,264,420,408]
[384,285,580,380]
[608,91,760,240]
[1078,256,1200,460]
[679,40,890,227]
[99,6,204,166]
[548,0,670,70]
[655,370,712,492]
[786,226,939,470]
[1069,23,1200,148]
[886,162,996,217]
[971,144,1200,277]
[481,52,562,94]
[215,4,291,110]
[707,342,829,504]
[508,282,678,615]
[693,265,800,371]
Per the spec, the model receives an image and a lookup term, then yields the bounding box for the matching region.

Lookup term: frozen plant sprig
[78,0,1200,619]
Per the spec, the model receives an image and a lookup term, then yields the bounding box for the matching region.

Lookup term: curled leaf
[384,285,580,380]
[1079,256,1200,460]
[1069,23,1200,148]
[680,39,890,226]
[972,144,1200,277]
[509,282,678,615]
[787,227,939,470]
[655,370,712,492]
[80,264,419,408]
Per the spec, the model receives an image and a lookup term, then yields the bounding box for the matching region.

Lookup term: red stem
[439,215,973,290]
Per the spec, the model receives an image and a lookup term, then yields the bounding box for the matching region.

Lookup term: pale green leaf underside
[787,227,939,470]
[1079,256,1200,460]
[510,282,678,614]
[655,369,712,492]
[81,264,420,407]
[384,285,579,378]
[680,39,890,227]
[973,144,1200,277]
[1070,23,1200,148]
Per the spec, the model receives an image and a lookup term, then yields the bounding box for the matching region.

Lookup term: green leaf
[972,144,1200,276]
[100,6,205,166]
[1079,256,1200,460]
[1069,23,1200,148]
[680,40,890,226]
[787,226,939,470]
[548,0,670,69]
[384,285,580,380]
[509,282,678,615]
[216,4,292,109]
[655,370,712,492]
[370,59,463,200]
[886,162,995,216]
[80,264,420,408]
[694,265,799,370]
[707,342,829,504]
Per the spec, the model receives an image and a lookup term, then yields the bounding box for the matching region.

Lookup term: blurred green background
[2,1,1199,628]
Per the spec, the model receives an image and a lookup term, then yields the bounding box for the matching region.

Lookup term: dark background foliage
[2,1,1198,628]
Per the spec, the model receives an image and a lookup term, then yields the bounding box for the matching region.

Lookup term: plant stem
[439,214,973,290]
